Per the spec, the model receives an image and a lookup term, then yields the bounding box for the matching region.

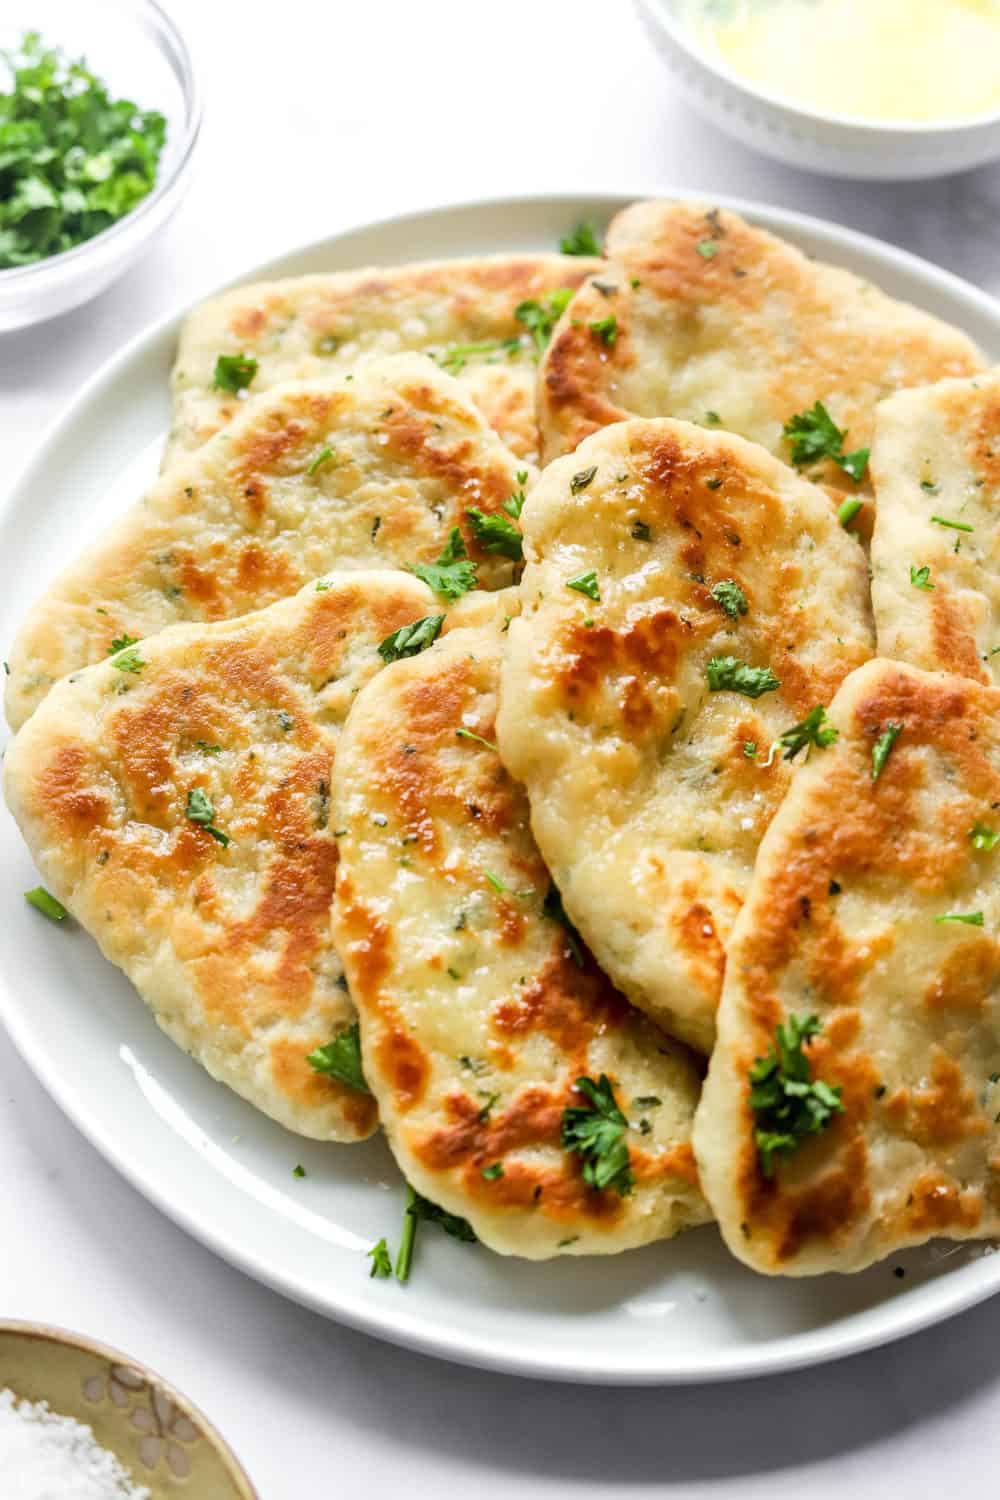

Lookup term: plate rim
[5,187,1000,1386]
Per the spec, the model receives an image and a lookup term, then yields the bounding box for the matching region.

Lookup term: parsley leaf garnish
[774,706,838,762]
[782,401,869,483]
[910,565,934,590]
[306,1021,370,1093]
[515,289,573,353]
[378,614,445,663]
[437,336,520,374]
[710,579,748,619]
[306,446,333,476]
[571,465,598,494]
[111,644,145,674]
[455,727,498,752]
[503,471,529,520]
[482,1162,505,1180]
[0,32,167,270]
[466,507,523,561]
[970,823,1000,851]
[705,656,780,698]
[566,570,600,601]
[589,314,617,346]
[930,515,973,533]
[871,722,903,781]
[212,353,258,395]
[749,1014,844,1178]
[395,1185,477,1284]
[935,911,984,926]
[368,1238,392,1278]
[25,886,69,922]
[185,787,230,847]
[696,239,718,259]
[108,633,138,655]
[407,527,478,600]
[560,221,601,256]
[630,519,652,541]
[837,497,863,529]
[561,1074,634,1196]
[542,883,585,966]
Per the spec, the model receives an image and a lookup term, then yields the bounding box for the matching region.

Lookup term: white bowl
[635,0,1000,180]
[0,0,201,332]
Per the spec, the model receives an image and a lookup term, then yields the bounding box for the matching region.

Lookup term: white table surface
[5,2,1000,1494]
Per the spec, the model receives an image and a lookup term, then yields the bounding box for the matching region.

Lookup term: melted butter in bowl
[688,0,1000,124]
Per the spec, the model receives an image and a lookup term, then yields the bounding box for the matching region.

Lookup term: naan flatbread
[537,201,984,513]
[331,617,709,1257]
[168,255,601,469]
[4,570,440,1142]
[871,370,1000,683]
[7,354,529,729]
[498,418,873,1051]
[696,658,1000,1275]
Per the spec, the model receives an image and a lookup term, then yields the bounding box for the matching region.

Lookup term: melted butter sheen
[692,0,1000,123]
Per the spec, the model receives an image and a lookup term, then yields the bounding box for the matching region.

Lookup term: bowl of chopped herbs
[0,1,200,330]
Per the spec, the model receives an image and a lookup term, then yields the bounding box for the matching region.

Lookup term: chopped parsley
[704,410,722,427]
[710,579,748,619]
[368,1238,392,1278]
[570,465,598,494]
[930,515,973,533]
[910,565,934,591]
[749,1014,844,1178]
[696,239,719,260]
[25,886,69,922]
[212,353,258,395]
[542,883,585,966]
[630,519,652,541]
[837,497,863,530]
[466,506,523,561]
[589,314,617,346]
[0,32,167,270]
[560,221,601,256]
[935,911,984,926]
[306,1021,370,1093]
[277,710,294,732]
[484,869,507,893]
[185,787,229,846]
[561,1075,634,1196]
[455,727,498,752]
[407,527,478,600]
[482,1162,505,1181]
[515,289,574,354]
[566,570,600,601]
[306,446,333,477]
[108,633,138,655]
[437,336,520,374]
[705,656,780,699]
[395,1185,477,1284]
[782,401,869,484]
[110,644,145,674]
[378,614,445,663]
[504,471,529,520]
[970,823,1000,852]
[743,741,757,759]
[871,722,903,781]
[921,479,940,495]
[292,1164,306,1179]
[774,706,838,762]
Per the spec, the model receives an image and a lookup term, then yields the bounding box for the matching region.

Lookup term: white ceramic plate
[4,193,1000,1386]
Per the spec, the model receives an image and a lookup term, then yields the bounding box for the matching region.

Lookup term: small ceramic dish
[0,0,201,332]
[635,0,1000,180]
[0,1322,257,1496]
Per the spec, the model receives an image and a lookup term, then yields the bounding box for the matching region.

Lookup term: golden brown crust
[4,570,439,1142]
[331,620,710,1257]
[537,201,985,490]
[695,658,1000,1273]
[168,254,602,468]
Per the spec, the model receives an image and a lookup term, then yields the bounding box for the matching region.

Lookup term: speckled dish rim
[4,191,1000,1386]
[0,1320,259,1496]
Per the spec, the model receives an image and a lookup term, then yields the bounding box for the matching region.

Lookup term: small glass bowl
[0,0,202,332]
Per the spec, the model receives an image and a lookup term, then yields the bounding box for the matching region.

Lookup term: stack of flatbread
[7,201,1000,1274]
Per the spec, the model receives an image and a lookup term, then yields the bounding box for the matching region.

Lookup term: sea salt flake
[0,1387,151,1499]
